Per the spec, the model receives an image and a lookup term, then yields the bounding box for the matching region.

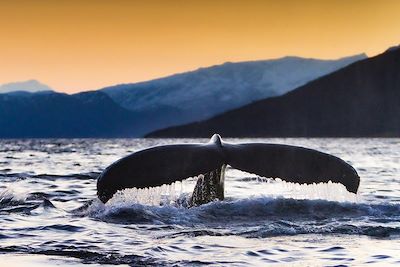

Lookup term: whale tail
[97,134,360,203]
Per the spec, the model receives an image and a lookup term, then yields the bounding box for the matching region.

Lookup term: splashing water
[242,177,359,202]
[107,180,196,207]
[105,175,358,209]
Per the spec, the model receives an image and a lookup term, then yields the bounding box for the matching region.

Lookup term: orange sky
[0,0,399,93]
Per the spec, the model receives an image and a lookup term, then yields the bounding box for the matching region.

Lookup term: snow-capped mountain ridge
[0,79,53,94]
[102,54,366,127]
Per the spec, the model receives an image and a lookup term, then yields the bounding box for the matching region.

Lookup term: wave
[85,196,400,235]
[0,172,99,181]
[0,186,56,213]
[0,246,162,266]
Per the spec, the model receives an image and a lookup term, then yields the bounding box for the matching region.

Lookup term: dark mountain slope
[147,48,400,137]
[0,91,141,138]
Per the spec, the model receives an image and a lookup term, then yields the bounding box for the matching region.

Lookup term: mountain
[0,80,53,94]
[0,54,368,138]
[0,91,142,138]
[147,48,400,138]
[102,54,366,134]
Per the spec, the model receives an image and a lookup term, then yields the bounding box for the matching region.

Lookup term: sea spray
[106,178,198,207]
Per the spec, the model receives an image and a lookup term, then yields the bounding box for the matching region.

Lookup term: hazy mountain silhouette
[0,80,53,94]
[147,48,400,137]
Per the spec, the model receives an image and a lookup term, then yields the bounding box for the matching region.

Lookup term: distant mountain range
[102,54,365,133]
[0,80,53,94]
[148,47,400,137]
[0,91,142,138]
[0,54,366,138]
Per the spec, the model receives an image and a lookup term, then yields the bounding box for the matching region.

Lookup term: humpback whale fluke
[97,134,360,205]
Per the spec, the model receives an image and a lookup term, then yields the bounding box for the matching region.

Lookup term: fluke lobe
[97,134,360,205]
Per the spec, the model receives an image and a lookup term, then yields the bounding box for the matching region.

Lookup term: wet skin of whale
[97,134,360,206]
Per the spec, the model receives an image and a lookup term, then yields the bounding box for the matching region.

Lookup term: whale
[97,134,360,205]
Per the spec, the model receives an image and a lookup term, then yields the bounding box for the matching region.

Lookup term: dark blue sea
[0,138,399,266]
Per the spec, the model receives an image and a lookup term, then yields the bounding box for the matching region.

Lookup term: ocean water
[0,138,399,266]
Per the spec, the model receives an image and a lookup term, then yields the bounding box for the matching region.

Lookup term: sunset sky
[0,0,399,93]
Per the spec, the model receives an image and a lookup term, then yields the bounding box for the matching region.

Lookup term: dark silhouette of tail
[97,134,360,203]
